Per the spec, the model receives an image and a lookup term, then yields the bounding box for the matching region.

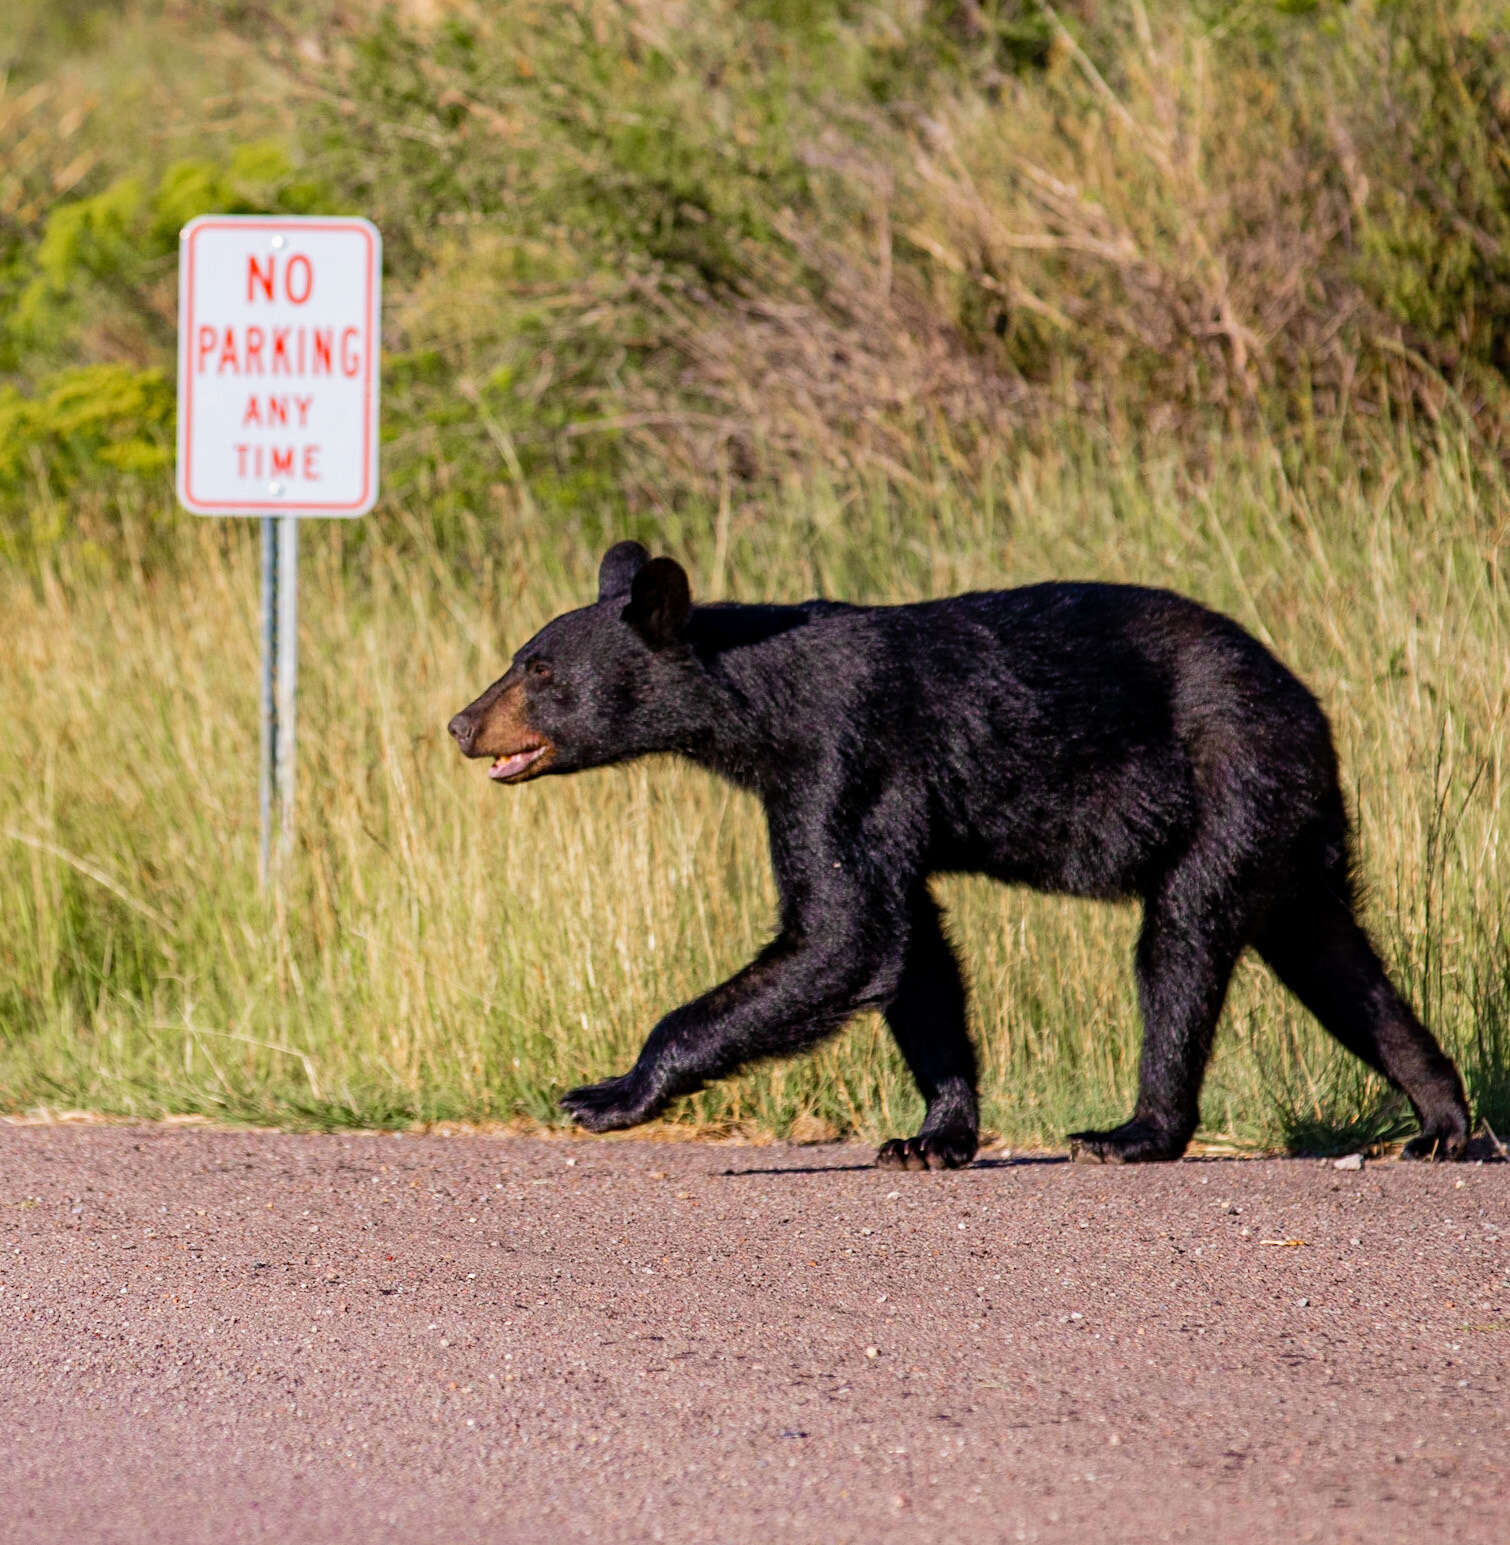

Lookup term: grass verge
[3,425,1506,1150]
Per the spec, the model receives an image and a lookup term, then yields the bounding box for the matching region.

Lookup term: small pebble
[1334,1153,1364,1171]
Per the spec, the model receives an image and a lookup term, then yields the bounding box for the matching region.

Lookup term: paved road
[2,1124,1506,1543]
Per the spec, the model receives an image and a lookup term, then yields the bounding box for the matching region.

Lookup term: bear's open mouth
[488,741,549,782]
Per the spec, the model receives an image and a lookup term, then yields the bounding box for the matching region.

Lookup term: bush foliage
[2,1,1506,1144]
[1,0,1508,558]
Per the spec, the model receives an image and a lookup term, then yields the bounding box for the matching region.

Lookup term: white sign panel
[177,215,381,516]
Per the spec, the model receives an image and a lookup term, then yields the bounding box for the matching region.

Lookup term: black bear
[449,542,1470,1167]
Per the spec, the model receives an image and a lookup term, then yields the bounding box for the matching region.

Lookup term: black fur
[449,544,1471,1165]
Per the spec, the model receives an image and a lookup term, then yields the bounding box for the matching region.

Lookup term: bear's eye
[527,659,553,683]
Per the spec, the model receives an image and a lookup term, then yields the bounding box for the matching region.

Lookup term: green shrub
[1350,7,1510,379]
[3,0,1508,568]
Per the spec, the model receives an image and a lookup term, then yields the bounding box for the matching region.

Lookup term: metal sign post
[275,513,299,867]
[259,516,275,885]
[256,515,300,885]
[177,214,380,887]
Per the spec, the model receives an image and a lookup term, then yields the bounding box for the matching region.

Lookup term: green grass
[2,0,1507,1150]
[3,426,1506,1151]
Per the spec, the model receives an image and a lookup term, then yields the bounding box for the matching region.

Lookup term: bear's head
[448,541,696,784]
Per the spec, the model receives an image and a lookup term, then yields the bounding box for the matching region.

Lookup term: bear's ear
[598,540,650,602]
[622,557,692,649]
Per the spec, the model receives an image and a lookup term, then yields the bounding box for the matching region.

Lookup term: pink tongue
[489,747,542,780]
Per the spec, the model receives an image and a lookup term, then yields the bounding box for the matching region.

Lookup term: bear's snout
[448,711,478,756]
[449,680,557,784]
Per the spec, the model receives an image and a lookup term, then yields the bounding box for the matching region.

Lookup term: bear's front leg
[1069,865,1243,1163]
[875,887,980,1171]
[561,914,904,1134]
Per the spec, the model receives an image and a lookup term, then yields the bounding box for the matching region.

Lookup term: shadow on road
[719,1153,1072,1177]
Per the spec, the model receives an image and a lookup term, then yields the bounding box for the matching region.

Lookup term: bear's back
[688,582,1336,898]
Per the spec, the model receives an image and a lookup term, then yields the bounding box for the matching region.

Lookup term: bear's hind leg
[876,890,980,1171]
[1256,895,1469,1159]
[1070,870,1244,1164]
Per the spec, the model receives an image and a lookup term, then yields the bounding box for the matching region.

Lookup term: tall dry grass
[3,426,1506,1149]
[2,0,1507,1148]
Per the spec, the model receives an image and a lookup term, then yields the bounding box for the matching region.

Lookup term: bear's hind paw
[1400,1121,1470,1161]
[1068,1119,1189,1164]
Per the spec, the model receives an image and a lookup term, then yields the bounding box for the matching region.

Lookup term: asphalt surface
[2,1123,1507,1544]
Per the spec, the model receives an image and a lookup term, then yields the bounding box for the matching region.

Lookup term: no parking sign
[177,215,381,515]
[176,214,382,883]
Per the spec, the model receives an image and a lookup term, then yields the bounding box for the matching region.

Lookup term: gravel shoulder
[2,1124,1507,1544]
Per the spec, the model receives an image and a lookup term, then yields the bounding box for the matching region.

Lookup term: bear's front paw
[1068,1118,1190,1164]
[560,1072,658,1133]
[875,1129,978,1171]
